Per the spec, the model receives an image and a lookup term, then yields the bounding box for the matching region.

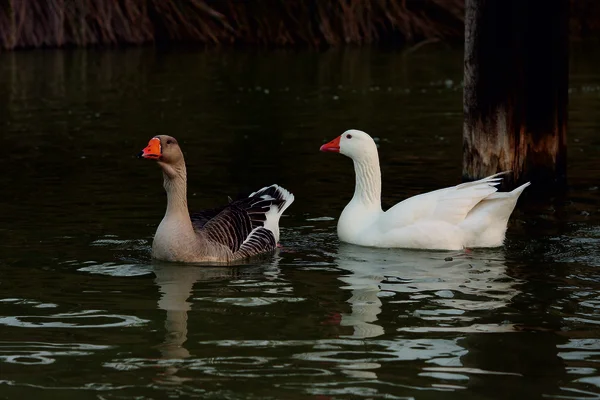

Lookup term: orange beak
[139,137,162,160]
[320,136,341,153]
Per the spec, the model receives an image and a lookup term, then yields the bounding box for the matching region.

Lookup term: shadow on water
[0,44,599,399]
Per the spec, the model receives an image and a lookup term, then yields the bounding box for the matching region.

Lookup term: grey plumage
[141,135,294,263]
[190,185,291,258]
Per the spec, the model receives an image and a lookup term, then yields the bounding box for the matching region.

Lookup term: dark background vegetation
[1,0,598,50]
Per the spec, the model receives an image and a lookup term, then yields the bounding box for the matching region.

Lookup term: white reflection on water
[100,240,525,394]
[0,309,148,329]
[0,298,58,308]
[292,338,467,364]
[558,337,600,391]
[77,262,152,277]
[0,342,111,365]
[333,243,521,338]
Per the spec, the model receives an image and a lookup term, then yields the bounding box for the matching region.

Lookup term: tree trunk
[463,0,569,190]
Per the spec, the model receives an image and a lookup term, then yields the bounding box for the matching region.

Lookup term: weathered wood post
[463,0,569,189]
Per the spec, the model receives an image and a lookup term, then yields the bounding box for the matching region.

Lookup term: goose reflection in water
[151,254,284,384]
[333,243,522,339]
[152,263,241,383]
[149,242,523,388]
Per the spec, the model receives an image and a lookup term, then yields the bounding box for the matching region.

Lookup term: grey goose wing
[192,185,294,258]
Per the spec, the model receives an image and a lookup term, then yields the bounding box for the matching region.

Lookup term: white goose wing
[429,173,506,224]
[381,172,507,230]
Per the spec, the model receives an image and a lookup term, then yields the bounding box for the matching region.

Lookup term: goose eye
[346,134,352,139]
[166,139,173,145]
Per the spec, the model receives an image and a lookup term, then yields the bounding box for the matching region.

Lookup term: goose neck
[162,163,189,218]
[352,158,382,209]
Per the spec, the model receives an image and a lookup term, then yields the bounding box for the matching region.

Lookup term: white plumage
[320,129,530,250]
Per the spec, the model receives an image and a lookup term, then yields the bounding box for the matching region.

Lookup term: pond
[1,44,599,399]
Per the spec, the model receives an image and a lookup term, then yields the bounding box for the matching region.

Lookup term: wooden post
[463,0,569,189]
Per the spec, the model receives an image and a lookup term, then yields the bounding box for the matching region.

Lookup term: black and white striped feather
[190,185,294,258]
[235,227,277,259]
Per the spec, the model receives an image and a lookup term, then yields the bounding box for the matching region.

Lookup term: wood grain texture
[463,0,568,190]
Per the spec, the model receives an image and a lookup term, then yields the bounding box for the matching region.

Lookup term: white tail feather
[484,181,531,200]
[248,184,295,242]
[460,180,530,247]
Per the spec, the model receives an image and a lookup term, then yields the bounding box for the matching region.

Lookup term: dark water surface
[1,45,600,399]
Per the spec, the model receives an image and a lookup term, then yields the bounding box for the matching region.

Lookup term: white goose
[320,129,530,250]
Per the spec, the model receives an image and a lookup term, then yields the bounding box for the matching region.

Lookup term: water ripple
[194,297,305,307]
[0,341,111,365]
[77,262,153,277]
[0,309,149,329]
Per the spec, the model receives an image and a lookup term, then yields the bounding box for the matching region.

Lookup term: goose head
[139,135,185,179]
[320,129,378,162]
